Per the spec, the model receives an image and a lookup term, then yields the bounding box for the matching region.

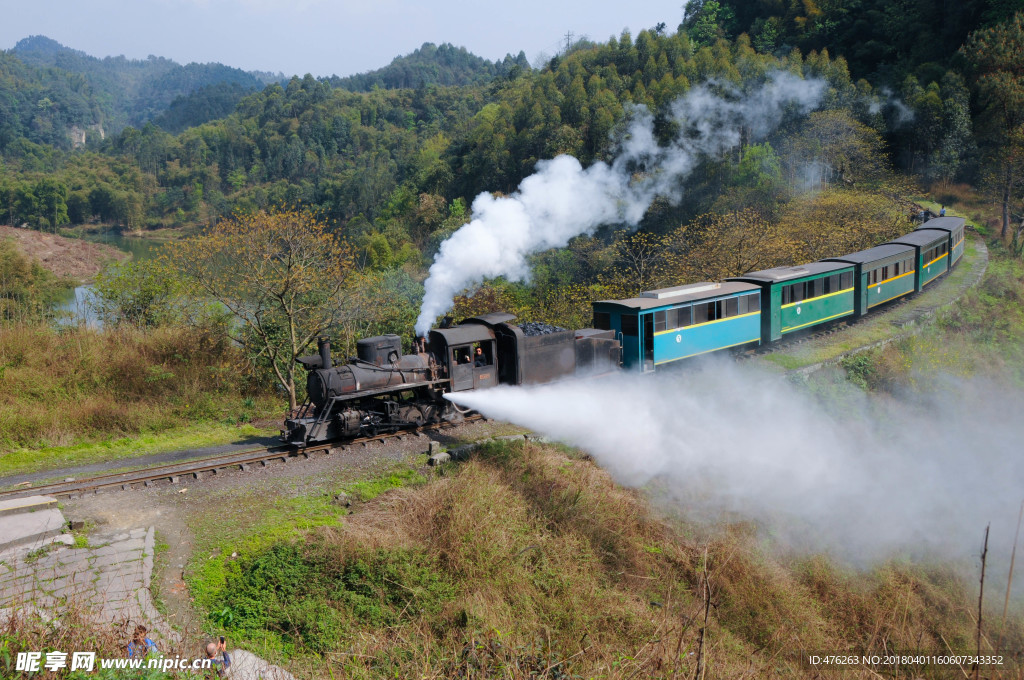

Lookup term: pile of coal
[519,321,568,336]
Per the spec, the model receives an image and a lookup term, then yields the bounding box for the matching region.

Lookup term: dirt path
[0,225,127,281]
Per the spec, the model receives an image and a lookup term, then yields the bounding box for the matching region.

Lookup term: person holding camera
[204,636,232,676]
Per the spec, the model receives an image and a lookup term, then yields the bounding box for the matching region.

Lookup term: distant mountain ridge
[329,42,529,91]
[0,35,519,154]
[10,35,277,132]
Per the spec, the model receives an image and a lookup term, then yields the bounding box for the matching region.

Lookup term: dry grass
[0,323,277,454]
[205,440,1020,679]
[0,598,207,679]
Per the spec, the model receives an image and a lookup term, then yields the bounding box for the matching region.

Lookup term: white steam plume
[415,72,827,335]
[446,362,1024,563]
[869,87,915,125]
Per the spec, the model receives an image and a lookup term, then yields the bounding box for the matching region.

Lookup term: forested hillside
[329,42,530,91]
[4,34,274,142]
[682,0,1021,80]
[1,7,1023,329]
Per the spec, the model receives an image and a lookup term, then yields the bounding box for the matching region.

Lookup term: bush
[0,238,71,323]
[219,543,456,654]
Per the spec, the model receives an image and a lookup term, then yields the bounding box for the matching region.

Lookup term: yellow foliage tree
[666,209,797,282]
[172,209,355,410]
[600,230,674,298]
[778,189,913,262]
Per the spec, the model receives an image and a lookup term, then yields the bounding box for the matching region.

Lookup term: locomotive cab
[427,325,499,392]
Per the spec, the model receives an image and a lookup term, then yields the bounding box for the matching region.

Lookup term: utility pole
[564,31,574,54]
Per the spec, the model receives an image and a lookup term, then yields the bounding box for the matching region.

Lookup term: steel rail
[0,416,481,502]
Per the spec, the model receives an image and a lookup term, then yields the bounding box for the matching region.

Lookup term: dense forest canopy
[329,42,531,92]
[2,4,1024,332]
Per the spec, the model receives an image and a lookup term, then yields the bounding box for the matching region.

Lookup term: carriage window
[621,314,638,335]
[811,278,824,298]
[894,261,900,276]
[676,306,692,327]
[738,295,748,315]
[781,285,790,305]
[786,282,805,303]
[882,266,889,281]
[841,272,853,289]
[693,302,712,324]
[748,293,761,312]
[725,297,739,317]
[654,310,667,333]
[593,312,610,330]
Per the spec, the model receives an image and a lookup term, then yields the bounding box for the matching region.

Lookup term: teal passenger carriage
[916,216,965,267]
[592,282,762,372]
[887,228,950,291]
[728,262,856,343]
[822,243,916,316]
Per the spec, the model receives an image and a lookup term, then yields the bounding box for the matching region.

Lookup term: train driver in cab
[474,346,488,367]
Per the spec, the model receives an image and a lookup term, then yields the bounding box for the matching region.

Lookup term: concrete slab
[229,649,296,680]
[0,496,58,518]
[0,508,67,552]
[1,523,181,658]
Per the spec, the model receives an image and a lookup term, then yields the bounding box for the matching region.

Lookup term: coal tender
[283,313,621,445]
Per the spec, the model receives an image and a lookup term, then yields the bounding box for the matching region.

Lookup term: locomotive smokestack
[318,337,332,369]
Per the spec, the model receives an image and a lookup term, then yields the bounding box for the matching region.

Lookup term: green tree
[34,177,68,231]
[172,209,356,410]
[93,259,189,327]
[0,239,68,321]
[963,13,1024,240]
[682,0,735,48]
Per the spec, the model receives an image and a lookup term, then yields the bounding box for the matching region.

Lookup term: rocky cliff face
[68,123,105,149]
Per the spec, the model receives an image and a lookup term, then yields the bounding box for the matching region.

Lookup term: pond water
[55,232,168,326]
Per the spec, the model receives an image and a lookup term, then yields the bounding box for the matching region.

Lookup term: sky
[0,0,682,78]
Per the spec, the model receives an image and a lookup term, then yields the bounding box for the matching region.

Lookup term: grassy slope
[187,440,1023,679]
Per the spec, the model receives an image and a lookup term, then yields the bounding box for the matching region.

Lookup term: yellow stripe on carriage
[653,337,761,365]
[653,310,760,336]
[780,287,854,309]
[874,270,914,286]
[781,309,854,333]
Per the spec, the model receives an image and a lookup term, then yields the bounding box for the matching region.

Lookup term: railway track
[0,416,482,502]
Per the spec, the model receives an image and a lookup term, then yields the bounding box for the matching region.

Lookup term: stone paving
[0,518,295,678]
[0,526,161,631]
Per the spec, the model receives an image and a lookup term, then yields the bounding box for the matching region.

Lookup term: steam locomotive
[284,215,966,446]
[284,313,621,445]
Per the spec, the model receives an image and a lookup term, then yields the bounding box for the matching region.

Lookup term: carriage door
[450,345,474,391]
[642,314,655,372]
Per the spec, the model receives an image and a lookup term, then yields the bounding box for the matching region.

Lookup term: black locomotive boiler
[283,313,621,445]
